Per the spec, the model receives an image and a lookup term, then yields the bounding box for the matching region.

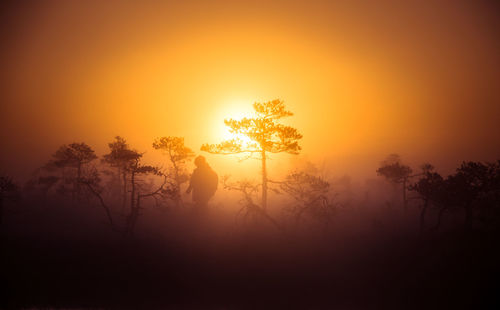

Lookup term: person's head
[194,155,208,168]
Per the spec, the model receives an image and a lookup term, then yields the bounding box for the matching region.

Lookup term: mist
[1,1,500,309]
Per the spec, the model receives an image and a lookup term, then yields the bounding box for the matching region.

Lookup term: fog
[1,1,500,309]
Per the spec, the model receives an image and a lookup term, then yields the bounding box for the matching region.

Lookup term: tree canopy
[201,99,302,210]
[50,142,97,169]
[201,99,302,155]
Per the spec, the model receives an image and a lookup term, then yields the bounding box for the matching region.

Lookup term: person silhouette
[186,156,218,211]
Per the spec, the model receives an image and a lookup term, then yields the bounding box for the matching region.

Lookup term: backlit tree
[376,154,413,212]
[201,99,302,210]
[48,142,98,200]
[102,136,141,210]
[152,136,194,206]
[278,171,336,228]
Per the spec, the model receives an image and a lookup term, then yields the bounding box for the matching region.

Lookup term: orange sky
[1,0,499,181]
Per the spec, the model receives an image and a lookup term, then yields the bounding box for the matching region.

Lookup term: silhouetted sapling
[376,154,414,212]
[202,99,302,211]
[46,142,98,200]
[153,136,194,207]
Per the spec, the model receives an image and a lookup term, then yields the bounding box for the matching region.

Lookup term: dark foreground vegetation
[2,200,500,309]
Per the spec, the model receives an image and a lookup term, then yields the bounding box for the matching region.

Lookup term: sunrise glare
[1,1,500,309]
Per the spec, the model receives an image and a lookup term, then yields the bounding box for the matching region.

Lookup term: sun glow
[214,99,256,146]
[221,129,254,146]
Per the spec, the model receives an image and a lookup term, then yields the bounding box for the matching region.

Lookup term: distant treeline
[377,154,500,233]
[1,101,499,236]
[1,135,499,237]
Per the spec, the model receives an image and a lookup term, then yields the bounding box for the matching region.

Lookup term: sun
[214,99,256,145]
[221,128,254,145]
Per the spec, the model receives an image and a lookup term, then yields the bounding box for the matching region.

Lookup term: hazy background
[1,0,499,182]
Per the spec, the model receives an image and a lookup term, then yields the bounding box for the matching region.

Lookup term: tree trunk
[74,163,82,201]
[130,171,136,213]
[261,149,268,211]
[402,179,407,213]
[173,162,183,207]
[127,197,140,237]
[82,181,114,227]
[126,171,137,237]
[433,207,447,231]
[419,199,428,234]
[122,170,127,214]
